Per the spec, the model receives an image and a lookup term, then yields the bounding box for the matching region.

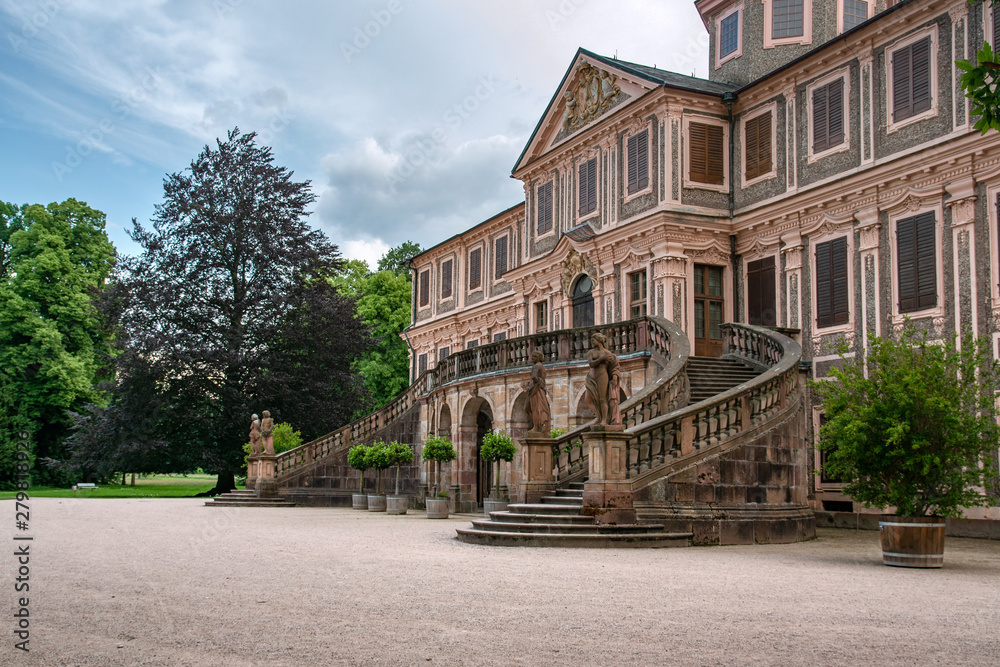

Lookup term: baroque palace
[265,0,1000,542]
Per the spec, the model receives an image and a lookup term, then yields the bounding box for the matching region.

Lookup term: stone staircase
[456,483,693,548]
[686,356,761,404]
[205,489,297,508]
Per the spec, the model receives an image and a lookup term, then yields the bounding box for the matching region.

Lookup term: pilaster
[946,178,978,338]
[855,208,881,351]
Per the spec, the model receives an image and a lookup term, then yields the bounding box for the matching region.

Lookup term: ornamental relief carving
[560,248,597,296]
[558,62,627,138]
[948,198,977,228]
[858,223,881,252]
[687,246,729,267]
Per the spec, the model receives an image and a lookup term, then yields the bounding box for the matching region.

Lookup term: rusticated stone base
[636,504,816,545]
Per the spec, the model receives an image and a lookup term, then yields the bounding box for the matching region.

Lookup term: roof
[410,201,525,264]
[564,222,597,242]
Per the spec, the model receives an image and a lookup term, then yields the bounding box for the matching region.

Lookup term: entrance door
[694,264,724,357]
[475,410,493,506]
[572,275,594,328]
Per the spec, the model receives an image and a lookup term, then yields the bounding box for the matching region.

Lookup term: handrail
[623,323,802,485]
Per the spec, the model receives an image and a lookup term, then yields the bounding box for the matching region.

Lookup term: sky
[0,0,709,267]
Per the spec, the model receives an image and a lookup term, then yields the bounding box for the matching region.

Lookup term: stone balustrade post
[521,437,556,504]
[246,455,259,492]
[581,430,636,524]
[255,454,278,498]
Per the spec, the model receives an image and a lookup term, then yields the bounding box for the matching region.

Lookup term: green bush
[347,444,371,493]
[385,442,414,496]
[421,437,455,497]
[814,327,1000,518]
[242,422,302,469]
[366,441,393,494]
[481,429,516,499]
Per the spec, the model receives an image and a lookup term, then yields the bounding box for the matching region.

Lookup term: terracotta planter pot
[483,498,508,515]
[426,498,449,519]
[367,495,387,512]
[352,494,368,510]
[879,515,946,568]
[386,496,408,515]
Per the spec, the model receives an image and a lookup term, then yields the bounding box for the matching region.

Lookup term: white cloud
[342,238,390,268]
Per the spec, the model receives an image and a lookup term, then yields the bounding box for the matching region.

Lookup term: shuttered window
[744,111,773,181]
[494,236,508,279]
[891,36,932,123]
[689,122,725,185]
[537,181,553,235]
[772,0,804,39]
[418,353,427,375]
[418,270,430,307]
[815,237,849,328]
[440,259,453,299]
[627,130,649,195]
[578,157,597,216]
[994,6,1000,48]
[747,256,777,326]
[535,301,548,333]
[812,78,845,154]
[438,347,450,361]
[469,248,482,290]
[896,212,936,313]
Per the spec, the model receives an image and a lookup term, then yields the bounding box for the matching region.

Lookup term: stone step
[469,519,665,535]
[508,503,588,516]
[488,511,596,525]
[205,499,297,507]
[540,495,583,505]
[455,528,693,548]
[554,489,584,498]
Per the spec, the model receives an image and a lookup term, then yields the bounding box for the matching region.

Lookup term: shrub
[421,437,455,497]
[347,444,371,493]
[385,442,414,495]
[366,441,393,495]
[481,429,516,499]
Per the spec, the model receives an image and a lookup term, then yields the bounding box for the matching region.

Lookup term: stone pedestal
[255,454,278,498]
[521,437,556,503]
[246,456,259,491]
[582,431,636,524]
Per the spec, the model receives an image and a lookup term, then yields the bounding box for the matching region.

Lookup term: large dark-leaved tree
[92,128,370,494]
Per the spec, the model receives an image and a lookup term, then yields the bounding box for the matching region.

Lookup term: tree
[92,128,371,495]
[480,429,516,500]
[377,240,421,275]
[0,199,115,485]
[958,0,1000,133]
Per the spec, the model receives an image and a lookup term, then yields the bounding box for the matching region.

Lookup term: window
[842,0,868,32]
[744,111,773,182]
[418,269,430,308]
[418,353,427,375]
[896,212,936,313]
[689,121,725,186]
[440,259,453,299]
[578,157,597,217]
[628,270,647,318]
[626,130,649,195]
[535,301,548,333]
[537,181,553,235]
[494,236,508,279]
[815,237,849,329]
[493,332,507,342]
[812,78,845,155]
[772,0,804,38]
[438,346,450,362]
[466,339,479,349]
[719,8,740,59]
[469,248,482,290]
[994,5,1000,49]
[890,35,932,125]
[746,256,777,326]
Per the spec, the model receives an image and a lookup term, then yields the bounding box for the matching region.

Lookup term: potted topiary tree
[421,436,456,519]
[385,442,414,515]
[481,429,517,514]
[347,443,371,509]
[815,327,1000,568]
[366,441,392,512]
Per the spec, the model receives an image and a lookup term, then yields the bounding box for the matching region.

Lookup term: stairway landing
[205,490,296,507]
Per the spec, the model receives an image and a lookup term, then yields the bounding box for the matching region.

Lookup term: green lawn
[0,473,220,500]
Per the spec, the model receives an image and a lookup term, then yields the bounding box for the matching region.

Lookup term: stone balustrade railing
[623,324,801,485]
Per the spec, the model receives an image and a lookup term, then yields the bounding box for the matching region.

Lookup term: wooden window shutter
[419,270,429,307]
[827,79,845,147]
[812,84,829,153]
[495,237,507,279]
[898,212,936,313]
[579,158,597,215]
[893,37,931,123]
[910,37,932,115]
[637,130,649,191]
[747,256,776,326]
[469,248,481,290]
[441,259,452,299]
[690,122,724,185]
[537,182,553,235]
[892,42,912,122]
[747,258,762,324]
[994,6,1000,49]
[628,130,649,194]
[706,124,724,185]
[816,238,848,328]
[745,112,772,181]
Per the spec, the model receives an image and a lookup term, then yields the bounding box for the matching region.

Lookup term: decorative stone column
[946,178,978,337]
[654,242,688,327]
[581,430,636,524]
[780,233,803,330]
[855,208,881,349]
[255,454,278,498]
[521,436,556,503]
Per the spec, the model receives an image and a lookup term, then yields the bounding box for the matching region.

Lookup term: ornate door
[572,275,594,328]
[693,264,724,357]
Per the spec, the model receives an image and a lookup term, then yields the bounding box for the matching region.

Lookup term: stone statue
[522,350,551,436]
[585,333,623,429]
[261,410,275,456]
[249,414,262,456]
[562,91,579,131]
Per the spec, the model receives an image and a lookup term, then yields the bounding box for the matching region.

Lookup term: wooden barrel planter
[352,494,368,510]
[426,498,449,519]
[367,495,387,512]
[386,496,408,515]
[879,516,946,568]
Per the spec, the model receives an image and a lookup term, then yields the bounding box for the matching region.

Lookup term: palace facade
[406,0,1000,519]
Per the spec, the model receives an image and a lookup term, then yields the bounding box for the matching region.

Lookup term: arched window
[572,275,594,329]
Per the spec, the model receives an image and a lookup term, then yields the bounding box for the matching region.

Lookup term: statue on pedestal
[522,350,551,437]
[261,410,275,456]
[585,333,623,429]
[249,414,262,456]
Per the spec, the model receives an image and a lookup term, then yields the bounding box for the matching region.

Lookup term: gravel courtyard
[4,498,998,666]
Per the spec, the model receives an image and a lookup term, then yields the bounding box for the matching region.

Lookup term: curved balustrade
[623,324,801,485]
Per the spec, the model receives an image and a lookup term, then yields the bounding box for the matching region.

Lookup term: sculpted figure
[562,91,579,131]
[585,333,623,428]
[249,414,262,456]
[522,350,551,435]
[261,410,275,456]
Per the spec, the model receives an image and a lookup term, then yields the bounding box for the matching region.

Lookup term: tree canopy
[959,0,1000,133]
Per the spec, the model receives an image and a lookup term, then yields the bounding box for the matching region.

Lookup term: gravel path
[3,498,998,666]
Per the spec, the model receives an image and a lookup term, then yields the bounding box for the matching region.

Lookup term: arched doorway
[572,275,594,328]
[476,405,494,506]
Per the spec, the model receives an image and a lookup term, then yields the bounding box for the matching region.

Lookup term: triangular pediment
[513,49,659,174]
